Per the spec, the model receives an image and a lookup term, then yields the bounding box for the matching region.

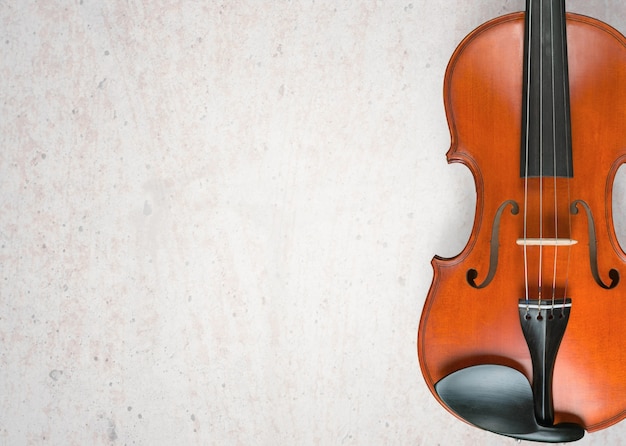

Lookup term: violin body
[418,10,626,438]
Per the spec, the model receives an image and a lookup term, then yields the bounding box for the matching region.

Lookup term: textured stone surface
[2,1,626,444]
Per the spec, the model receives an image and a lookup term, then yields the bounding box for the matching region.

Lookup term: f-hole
[467,200,520,288]
[570,199,620,289]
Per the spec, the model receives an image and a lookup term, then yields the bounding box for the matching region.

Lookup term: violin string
[550,0,559,309]
[538,0,544,312]
[561,0,573,307]
[523,0,534,310]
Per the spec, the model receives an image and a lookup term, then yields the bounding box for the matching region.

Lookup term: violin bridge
[516,238,578,246]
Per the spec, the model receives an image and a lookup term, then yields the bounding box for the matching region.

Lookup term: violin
[418,0,626,442]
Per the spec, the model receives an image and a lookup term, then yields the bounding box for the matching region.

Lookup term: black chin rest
[435,364,585,442]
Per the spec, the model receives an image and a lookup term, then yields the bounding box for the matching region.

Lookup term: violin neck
[521,0,574,178]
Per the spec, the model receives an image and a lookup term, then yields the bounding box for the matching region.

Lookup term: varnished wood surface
[418,12,626,431]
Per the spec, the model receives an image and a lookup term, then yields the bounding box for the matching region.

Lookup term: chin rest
[435,364,585,442]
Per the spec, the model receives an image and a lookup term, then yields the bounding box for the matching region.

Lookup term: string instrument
[417,0,626,442]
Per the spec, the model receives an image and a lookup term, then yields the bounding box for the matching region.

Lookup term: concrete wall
[2,1,626,444]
